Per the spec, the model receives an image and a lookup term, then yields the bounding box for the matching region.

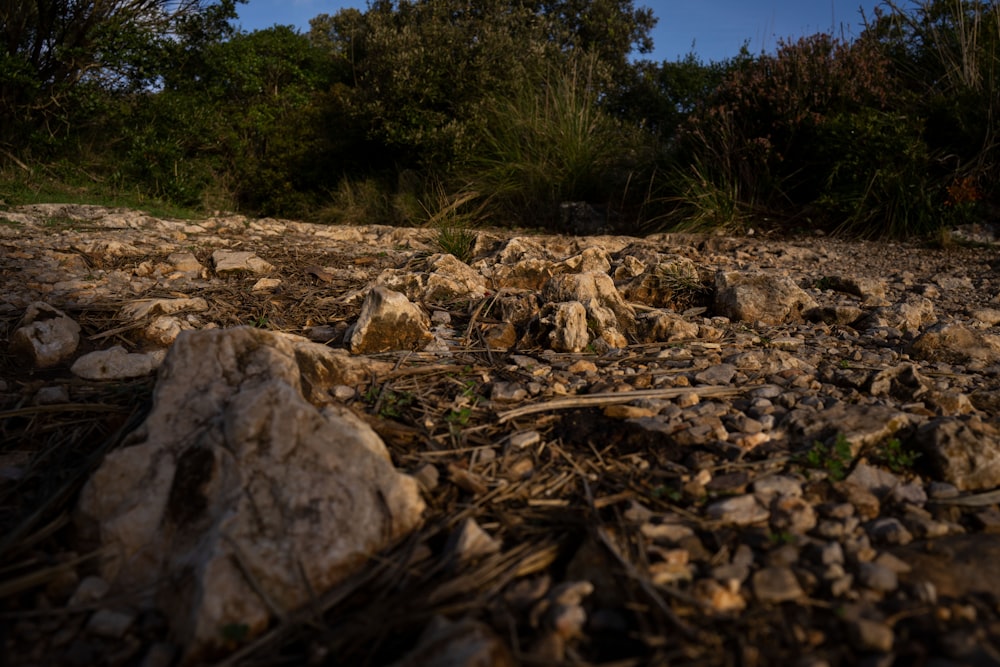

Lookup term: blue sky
[233,1,884,63]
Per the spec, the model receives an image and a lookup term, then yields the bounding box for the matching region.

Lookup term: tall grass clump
[465,54,655,229]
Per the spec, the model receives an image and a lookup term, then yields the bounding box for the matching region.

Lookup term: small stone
[867,518,913,545]
[85,608,136,639]
[856,562,898,593]
[251,277,281,291]
[706,494,769,526]
[509,430,541,449]
[35,385,69,405]
[211,249,274,274]
[752,566,804,603]
[769,495,817,534]
[449,517,501,562]
[413,464,439,491]
[819,541,845,566]
[927,481,960,499]
[693,578,746,613]
[752,475,804,503]
[491,381,528,402]
[694,363,737,385]
[567,360,597,373]
[890,482,927,506]
[69,576,110,606]
[847,617,894,653]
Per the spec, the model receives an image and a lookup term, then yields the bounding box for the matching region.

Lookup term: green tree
[307,0,656,172]
[0,0,239,152]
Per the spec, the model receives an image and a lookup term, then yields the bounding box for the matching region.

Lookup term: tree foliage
[0,0,239,147]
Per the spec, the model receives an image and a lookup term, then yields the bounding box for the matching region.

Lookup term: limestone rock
[826,275,888,304]
[914,415,1000,491]
[76,327,425,662]
[639,310,700,342]
[622,257,703,308]
[714,271,817,325]
[211,250,274,275]
[858,295,936,333]
[10,302,81,367]
[782,403,912,455]
[348,286,432,354]
[70,346,165,379]
[424,253,488,301]
[909,322,1000,366]
[544,301,590,353]
[542,271,635,345]
[869,363,932,400]
[120,298,208,321]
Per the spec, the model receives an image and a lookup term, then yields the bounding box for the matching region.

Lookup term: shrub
[464,54,655,229]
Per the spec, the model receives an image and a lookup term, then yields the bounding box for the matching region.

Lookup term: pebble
[847,617,894,653]
[856,562,899,593]
[706,494,769,526]
[866,518,914,545]
[752,566,805,603]
[85,609,136,639]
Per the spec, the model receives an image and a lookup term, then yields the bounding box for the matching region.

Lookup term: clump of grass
[465,53,651,229]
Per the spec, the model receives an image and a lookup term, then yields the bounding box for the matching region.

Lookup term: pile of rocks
[2,204,1000,666]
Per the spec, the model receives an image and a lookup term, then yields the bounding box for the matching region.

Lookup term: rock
[866,518,913,545]
[210,249,274,275]
[120,298,208,321]
[542,271,636,336]
[424,253,488,301]
[694,363,737,385]
[85,609,136,639]
[821,275,888,305]
[714,271,817,325]
[76,327,426,662]
[769,495,818,534]
[391,616,516,667]
[449,518,502,562]
[891,534,1000,599]
[845,462,902,499]
[10,302,81,367]
[858,294,936,333]
[693,578,746,613]
[782,404,911,456]
[909,322,1000,366]
[856,562,898,593]
[347,286,433,354]
[752,566,804,603]
[868,363,931,400]
[541,301,590,353]
[622,257,703,308]
[847,617,894,653]
[70,346,166,380]
[913,416,1000,491]
[706,494,769,526]
[639,310,700,342]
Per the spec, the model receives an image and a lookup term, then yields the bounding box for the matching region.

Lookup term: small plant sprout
[803,433,854,481]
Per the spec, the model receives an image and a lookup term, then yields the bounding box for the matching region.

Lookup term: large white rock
[10,302,81,367]
[76,327,424,662]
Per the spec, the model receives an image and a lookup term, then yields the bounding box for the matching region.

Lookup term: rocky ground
[2,203,1000,667]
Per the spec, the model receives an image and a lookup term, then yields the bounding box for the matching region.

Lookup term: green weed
[803,433,854,481]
